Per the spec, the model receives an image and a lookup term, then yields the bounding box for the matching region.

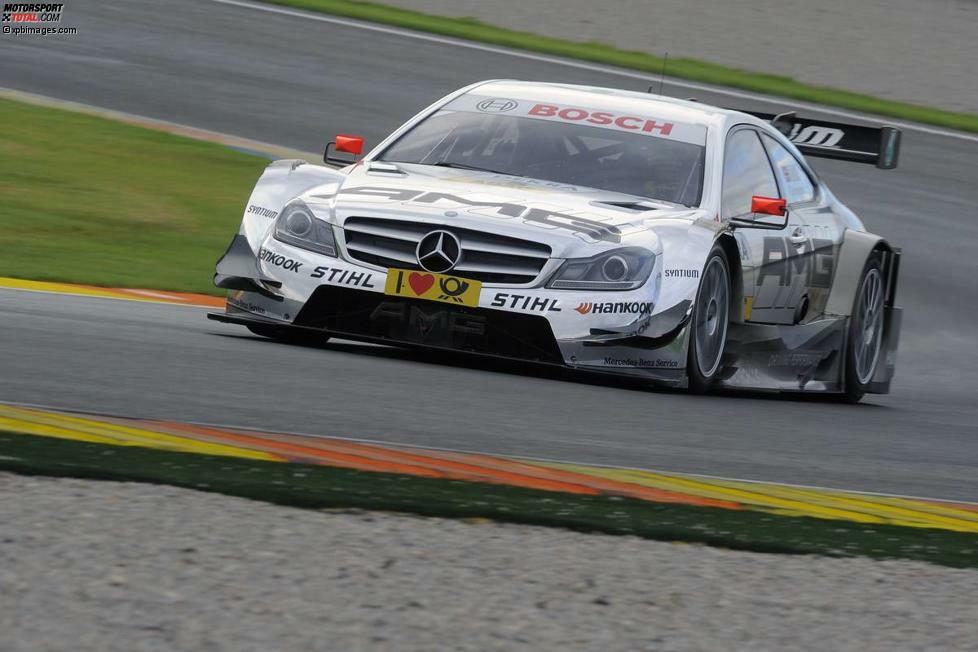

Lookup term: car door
[721,127,806,325]
[759,133,839,321]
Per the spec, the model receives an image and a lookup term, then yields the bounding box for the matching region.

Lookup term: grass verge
[0,98,267,295]
[264,0,978,134]
[2,431,976,568]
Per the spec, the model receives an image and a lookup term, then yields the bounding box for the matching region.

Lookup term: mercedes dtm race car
[208,81,903,402]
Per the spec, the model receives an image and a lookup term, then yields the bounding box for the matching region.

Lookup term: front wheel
[842,253,885,403]
[686,246,731,394]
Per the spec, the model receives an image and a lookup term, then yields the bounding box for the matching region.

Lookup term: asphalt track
[1,0,977,501]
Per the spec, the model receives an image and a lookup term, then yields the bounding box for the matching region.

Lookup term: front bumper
[209,282,690,384]
[212,234,691,380]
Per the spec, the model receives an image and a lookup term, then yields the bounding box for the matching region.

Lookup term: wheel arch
[825,230,898,316]
[715,233,744,323]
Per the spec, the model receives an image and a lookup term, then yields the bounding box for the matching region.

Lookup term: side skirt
[718,317,848,393]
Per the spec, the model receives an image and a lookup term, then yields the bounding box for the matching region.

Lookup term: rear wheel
[686,246,731,394]
[246,323,328,346]
[842,254,885,403]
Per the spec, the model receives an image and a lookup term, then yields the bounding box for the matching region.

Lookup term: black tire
[246,323,328,346]
[686,245,731,394]
[842,253,885,403]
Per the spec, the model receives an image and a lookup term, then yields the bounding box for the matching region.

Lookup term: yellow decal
[743,296,754,321]
[384,268,482,307]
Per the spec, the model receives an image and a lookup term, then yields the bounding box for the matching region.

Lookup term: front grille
[342,216,551,284]
[294,286,563,364]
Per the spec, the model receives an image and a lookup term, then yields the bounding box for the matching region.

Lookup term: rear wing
[739,110,901,169]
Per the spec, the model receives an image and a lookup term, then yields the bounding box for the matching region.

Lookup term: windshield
[378,107,706,207]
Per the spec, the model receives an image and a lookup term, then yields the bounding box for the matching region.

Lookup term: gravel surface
[382,0,978,113]
[2,473,977,651]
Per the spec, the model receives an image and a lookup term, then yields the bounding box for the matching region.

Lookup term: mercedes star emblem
[416,230,462,273]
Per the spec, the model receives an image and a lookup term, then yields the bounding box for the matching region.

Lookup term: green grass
[3,431,976,568]
[265,0,978,134]
[0,98,267,294]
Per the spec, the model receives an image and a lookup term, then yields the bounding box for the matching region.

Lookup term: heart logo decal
[408,272,435,295]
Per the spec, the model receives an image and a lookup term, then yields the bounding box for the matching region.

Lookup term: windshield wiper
[429,160,516,176]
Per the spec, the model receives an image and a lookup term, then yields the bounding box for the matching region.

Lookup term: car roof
[466,80,757,132]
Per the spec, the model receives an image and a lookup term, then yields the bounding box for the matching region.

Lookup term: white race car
[208,80,903,402]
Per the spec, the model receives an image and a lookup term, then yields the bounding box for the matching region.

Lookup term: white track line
[212,0,978,143]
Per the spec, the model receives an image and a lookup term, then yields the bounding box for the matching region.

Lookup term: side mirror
[731,196,789,230]
[324,134,364,166]
[751,196,787,216]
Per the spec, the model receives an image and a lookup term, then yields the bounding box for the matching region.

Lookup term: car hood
[308,162,704,257]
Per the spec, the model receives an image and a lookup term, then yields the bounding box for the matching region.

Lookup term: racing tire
[246,323,328,347]
[686,245,731,394]
[842,253,885,403]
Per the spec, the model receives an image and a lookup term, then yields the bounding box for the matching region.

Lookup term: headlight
[548,247,654,291]
[273,201,336,256]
